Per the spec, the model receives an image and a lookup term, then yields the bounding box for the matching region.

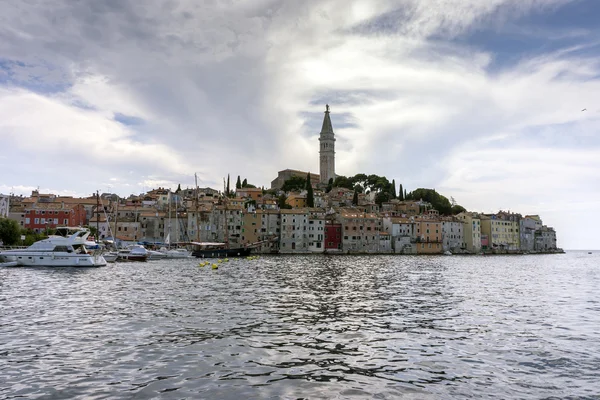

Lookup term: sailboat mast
[167,191,172,249]
[114,199,119,248]
[95,190,100,242]
[195,173,199,242]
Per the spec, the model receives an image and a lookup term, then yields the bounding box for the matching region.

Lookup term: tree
[242,178,247,187]
[281,176,307,192]
[375,191,391,206]
[405,188,453,215]
[352,188,359,205]
[326,178,333,193]
[306,173,315,208]
[404,188,407,200]
[176,183,182,193]
[451,205,467,214]
[391,179,397,199]
[236,176,242,189]
[0,218,21,245]
[399,184,404,201]
[226,174,231,196]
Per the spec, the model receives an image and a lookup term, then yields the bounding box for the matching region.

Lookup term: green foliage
[399,184,404,201]
[451,205,467,215]
[405,188,459,215]
[241,178,256,188]
[281,176,307,193]
[375,191,391,206]
[326,178,333,193]
[0,218,21,245]
[226,174,231,196]
[352,189,358,206]
[236,176,242,189]
[20,228,46,246]
[306,173,315,208]
[391,179,397,199]
[176,183,181,193]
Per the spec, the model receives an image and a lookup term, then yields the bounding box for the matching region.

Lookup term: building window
[64,219,69,224]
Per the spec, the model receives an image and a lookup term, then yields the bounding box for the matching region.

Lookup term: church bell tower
[319,104,336,186]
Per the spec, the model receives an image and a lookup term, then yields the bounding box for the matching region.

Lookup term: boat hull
[0,253,107,267]
[117,254,148,262]
[192,248,251,258]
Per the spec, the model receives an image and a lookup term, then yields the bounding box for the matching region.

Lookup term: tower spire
[319,104,336,186]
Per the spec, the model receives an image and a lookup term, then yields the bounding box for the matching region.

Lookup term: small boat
[0,227,107,267]
[103,251,118,263]
[191,242,251,258]
[159,247,191,258]
[117,245,148,262]
[147,249,167,260]
[443,251,452,256]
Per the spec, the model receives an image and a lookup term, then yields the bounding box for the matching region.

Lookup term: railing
[0,246,28,250]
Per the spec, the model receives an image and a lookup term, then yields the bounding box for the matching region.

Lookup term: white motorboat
[117,245,148,262]
[103,251,118,263]
[147,249,167,260]
[0,227,107,267]
[159,247,191,258]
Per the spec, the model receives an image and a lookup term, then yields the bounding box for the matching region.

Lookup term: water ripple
[1,252,599,399]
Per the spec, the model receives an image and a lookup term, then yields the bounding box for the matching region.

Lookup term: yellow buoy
[212,264,218,269]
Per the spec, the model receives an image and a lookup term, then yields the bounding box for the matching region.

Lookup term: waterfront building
[416,215,443,254]
[279,209,310,253]
[520,216,538,252]
[480,212,520,252]
[324,220,343,252]
[457,212,482,253]
[442,217,463,253]
[535,226,557,251]
[382,216,417,254]
[241,211,260,245]
[307,212,326,252]
[24,203,86,233]
[338,208,381,253]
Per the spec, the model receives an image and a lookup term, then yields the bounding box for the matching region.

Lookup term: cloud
[0,0,599,248]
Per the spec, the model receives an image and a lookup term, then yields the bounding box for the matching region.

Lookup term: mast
[175,195,178,245]
[195,173,199,242]
[223,177,229,249]
[113,198,119,248]
[167,190,172,249]
[95,190,100,242]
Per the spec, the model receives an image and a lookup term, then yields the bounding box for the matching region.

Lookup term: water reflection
[0,253,599,399]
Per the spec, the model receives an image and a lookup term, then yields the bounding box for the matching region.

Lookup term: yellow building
[286,193,307,208]
[480,214,520,251]
[416,218,443,254]
[241,212,260,245]
[457,212,482,253]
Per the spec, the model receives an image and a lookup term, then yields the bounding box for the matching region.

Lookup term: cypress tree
[352,188,358,206]
[399,184,404,200]
[236,176,242,189]
[306,173,314,208]
[242,178,247,188]
[226,174,231,196]
[404,188,407,200]
[392,179,397,199]
[326,177,333,193]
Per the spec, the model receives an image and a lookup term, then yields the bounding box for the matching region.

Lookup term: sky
[0,0,599,249]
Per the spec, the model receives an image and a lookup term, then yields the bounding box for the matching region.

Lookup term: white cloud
[0,0,599,248]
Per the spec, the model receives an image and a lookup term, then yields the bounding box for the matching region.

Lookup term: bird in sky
[582,108,587,111]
